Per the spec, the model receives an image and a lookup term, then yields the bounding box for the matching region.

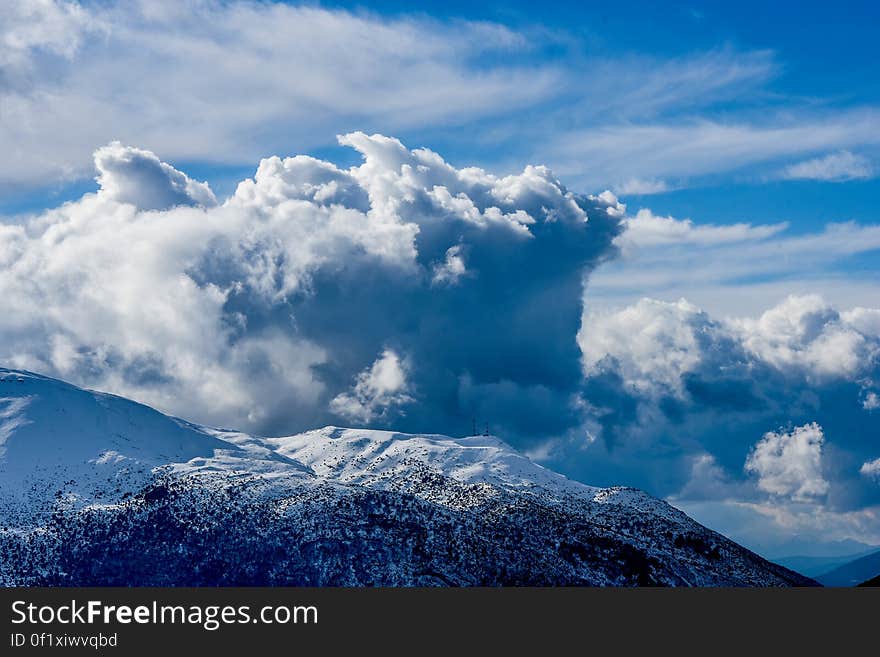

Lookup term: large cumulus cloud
[0,133,623,442]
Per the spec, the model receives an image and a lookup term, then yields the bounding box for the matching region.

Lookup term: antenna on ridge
[484,422,489,437]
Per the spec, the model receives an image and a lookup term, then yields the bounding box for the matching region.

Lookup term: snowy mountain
[0,368,815,586]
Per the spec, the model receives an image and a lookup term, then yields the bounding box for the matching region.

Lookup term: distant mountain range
[0,368,816,586]
[773,549,880,579]
[814,550,880,587]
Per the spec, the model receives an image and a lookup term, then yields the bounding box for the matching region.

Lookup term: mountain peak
[0,370,815,587]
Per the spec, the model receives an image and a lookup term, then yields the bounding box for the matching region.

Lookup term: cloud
[330,349,413,423]
[579,48,777,121]
[671,437,880,555]
[675,453,751,502]
[95,142,217,210]
[581,297,711,397]
[2,135,878,556]
[0,0,562,188]
[547,112,880,189]
[732,295,880,379]
[613,209,788,253]
[781,151,873,182]
[613,179,672,196]
[4,1,857,199]
[864,392,880,411]
[588,208,880,316]
[0,0,92,68]
[671,498,880,556]
[431,245,468,286]
[580,295,879,402]
[845,307,880,338]
[568,293,880,554]
[0,133,623,442]
[861,458,880,480]
[744,423,829,501]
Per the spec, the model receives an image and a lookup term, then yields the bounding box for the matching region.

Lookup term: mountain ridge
[773,549,880,578]
[0,368,816,587]
[816,550,880,587]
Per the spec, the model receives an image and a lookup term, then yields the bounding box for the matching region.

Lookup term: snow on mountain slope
[0,369,229,521]
[0,369,816,586]
[0,369,233,474]
[0,368,669,521]
[0,368,311,522]
[263,427,690,524]
[266,427,597,495]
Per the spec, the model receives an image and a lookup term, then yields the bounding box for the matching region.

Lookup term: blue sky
[2,0,879,557]
[4,0,880,227]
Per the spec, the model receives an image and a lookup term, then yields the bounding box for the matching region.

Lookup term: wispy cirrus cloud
[780,150,873,182]
[1,1,561,187]
[4,0,862,199]
[612,179,673,196]
[588,208,880,315]
[547,112,880,189]
[613,209,788,252]
[553,48,778,123]
[861,458,880,480]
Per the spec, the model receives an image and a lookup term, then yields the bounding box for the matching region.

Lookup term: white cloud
[667,431,880,555]
[548,113,880,189]
[674,453,751,501]
[0,0,561,187]
[568,48,778,123]
[588,208,880,316]
[614,209,787,253]
[330,349,413,423]
[864,392,880,411]
[0,132,622,437]
[781,151,873,182]
[3,1,855,198]
[95,142,217,210]
[842,307,880,338]
[861,458,880,480]
[580,298,708,396]
[0,0,93,67]
[432,245,467,286]
[671,498,880,556]
[576,292,880,554]
[613,179,671,196]
[732,295,878,380]
[744,423,829,501]
[580,294,880,400]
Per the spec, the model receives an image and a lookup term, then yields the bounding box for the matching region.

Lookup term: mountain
[816,550,880,587]
[765,537,880,560]
[0,368,816,586]
[773,550,880,578]
[858,574,880,587]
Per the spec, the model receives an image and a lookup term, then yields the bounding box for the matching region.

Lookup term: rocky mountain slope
[0,368,815,586]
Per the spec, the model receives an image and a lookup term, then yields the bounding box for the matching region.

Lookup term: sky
[1,0,879,558]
